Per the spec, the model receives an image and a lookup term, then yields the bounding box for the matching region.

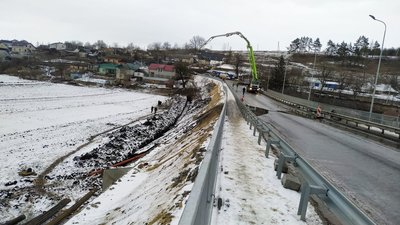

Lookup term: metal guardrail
[264,90,400,140]
[228,85,376,225]
[266,90,400,128]
[178,85,227,225]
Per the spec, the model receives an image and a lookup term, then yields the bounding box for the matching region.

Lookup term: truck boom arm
[200,31,258,81]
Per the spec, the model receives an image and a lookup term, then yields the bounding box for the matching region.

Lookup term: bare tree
[257,64,270,90]
[347,73,369,99]
[147,42,162,51]
[84,42,92,49]
[390,75,399,92]
[233,53,244,78]
[172,43,180,50]
[189,35,205,51]
[54,63,68,80]
[147,42,162,63]
[162,42,171,50]
[127,43,140,51]
[287,67,304,92]
[175,61,191,89]
[317,64,333,91]
[335,71,348,98]
[94,40,107,49]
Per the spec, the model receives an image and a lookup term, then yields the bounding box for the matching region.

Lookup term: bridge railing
[264,90,400,140]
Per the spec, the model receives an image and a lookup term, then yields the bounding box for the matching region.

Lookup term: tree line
[57,35,206,52]
[288,36,400,57]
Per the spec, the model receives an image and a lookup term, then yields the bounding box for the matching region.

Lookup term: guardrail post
[298,183,328,221]
[276,154,296,179]
[244,113,249,124]
[258,128,270,145]
[253,121,261,136]
[266,139,280,158]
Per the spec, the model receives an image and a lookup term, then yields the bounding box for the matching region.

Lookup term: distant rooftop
[148,64,175,72]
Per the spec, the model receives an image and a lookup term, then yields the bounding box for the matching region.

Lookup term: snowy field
[0,75,166,186]
[0,74,167,218]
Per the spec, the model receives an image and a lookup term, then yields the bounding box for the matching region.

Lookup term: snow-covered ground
[0,74,167,219]
[0,74,322,224]
[0,74,166,185]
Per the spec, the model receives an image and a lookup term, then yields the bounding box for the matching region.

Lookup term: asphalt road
[236,87,400,225]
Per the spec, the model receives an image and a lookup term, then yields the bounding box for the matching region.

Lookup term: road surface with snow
[239,88,400,225]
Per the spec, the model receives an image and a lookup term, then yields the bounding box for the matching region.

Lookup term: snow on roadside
[211,85,322,225]
[66,78,222,225]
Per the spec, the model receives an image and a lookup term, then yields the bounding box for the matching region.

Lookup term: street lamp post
[368,15,386,121]
[282,55,289,94]
[307,50,318,101]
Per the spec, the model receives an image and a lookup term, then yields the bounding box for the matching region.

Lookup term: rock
[217,197,223,210]
[281,174,301,191]
[18,168,37,177]
[5,181,17,186]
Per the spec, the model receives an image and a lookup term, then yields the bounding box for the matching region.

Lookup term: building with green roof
[98,63,120,76]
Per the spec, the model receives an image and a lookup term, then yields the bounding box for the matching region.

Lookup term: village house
[143,63,176,87]
[0,43,10,62]
[0,40,13,48]
[98,63,120,76]
[68,63,94,73]
[49,42,67,50]
[116,64,135,86]
[103,57,122,64]
[11,40,36,56]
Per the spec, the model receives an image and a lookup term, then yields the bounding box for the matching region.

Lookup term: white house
[49,42,67,50]
[10,40,35,55]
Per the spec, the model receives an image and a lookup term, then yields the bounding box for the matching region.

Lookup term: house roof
[124,63,139,71]
[11,40,34,47]
[148,63,175,72]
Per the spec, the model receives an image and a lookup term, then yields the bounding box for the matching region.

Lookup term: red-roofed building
[145,63,176,87]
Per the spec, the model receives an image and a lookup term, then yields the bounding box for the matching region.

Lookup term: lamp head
[369,15,376,20]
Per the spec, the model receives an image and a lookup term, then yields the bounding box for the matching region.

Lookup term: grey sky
[1,0,399,50]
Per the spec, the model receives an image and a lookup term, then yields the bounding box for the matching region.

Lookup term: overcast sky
[1,0,399,51]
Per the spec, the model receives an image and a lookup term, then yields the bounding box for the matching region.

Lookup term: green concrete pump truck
[200,31,260,93]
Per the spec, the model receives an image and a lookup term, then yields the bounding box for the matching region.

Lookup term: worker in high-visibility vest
[316,105,322,118]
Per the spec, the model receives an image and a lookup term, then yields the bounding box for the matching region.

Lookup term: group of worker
[150,106,157,114]
[150,100,162,114]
